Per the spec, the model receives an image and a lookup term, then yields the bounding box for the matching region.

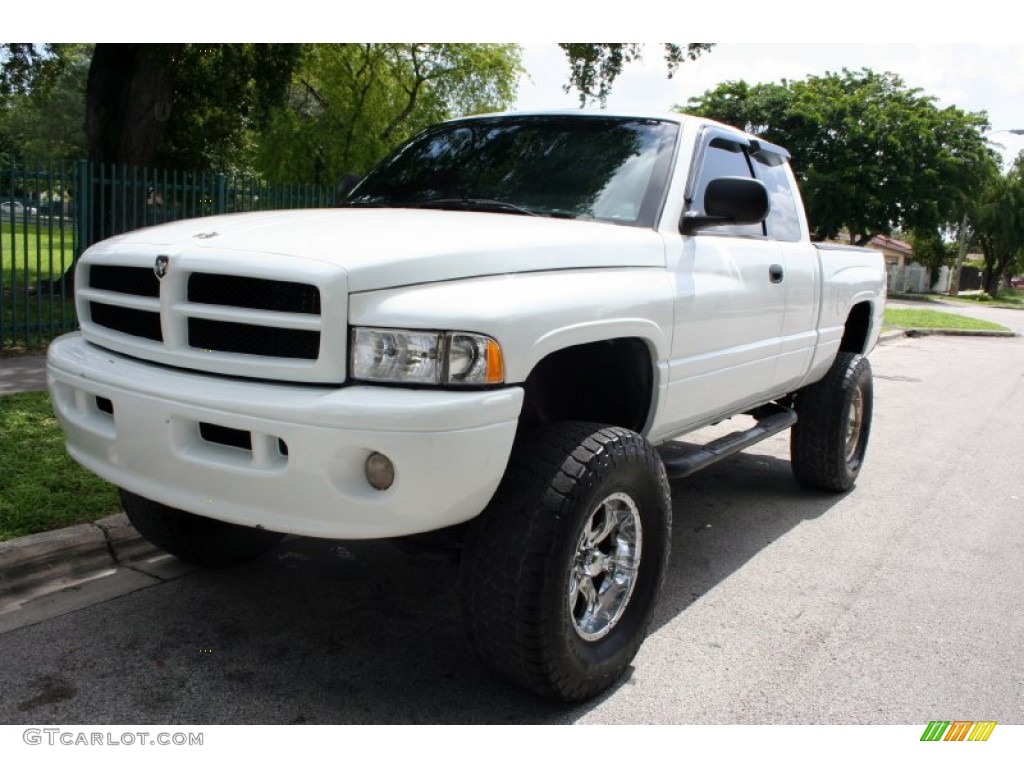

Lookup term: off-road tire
[790,352,873,492]
[460,422,671,702]
[120,489,286,567]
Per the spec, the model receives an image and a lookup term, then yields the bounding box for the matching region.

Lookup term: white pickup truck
[48,111,886,702]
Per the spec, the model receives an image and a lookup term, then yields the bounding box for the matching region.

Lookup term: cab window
[690,138,763,238]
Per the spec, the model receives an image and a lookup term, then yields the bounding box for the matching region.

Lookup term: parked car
[1,201,38,217]
[1011,277,1024,289]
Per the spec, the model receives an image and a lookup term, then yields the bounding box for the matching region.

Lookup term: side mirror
[681,176,770,234]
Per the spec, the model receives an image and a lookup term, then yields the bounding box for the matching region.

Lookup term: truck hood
[88,208,667,292]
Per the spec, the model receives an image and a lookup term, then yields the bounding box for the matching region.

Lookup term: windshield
[347,116,679,228]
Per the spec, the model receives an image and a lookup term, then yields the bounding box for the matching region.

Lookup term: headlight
[351,328,504,386]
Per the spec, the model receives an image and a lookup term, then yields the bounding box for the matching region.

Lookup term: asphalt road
[1,308,1022,725]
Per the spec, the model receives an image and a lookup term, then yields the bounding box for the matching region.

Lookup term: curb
[902,328,1017,338]
[879,328,1017,342]
[0,513,157,601]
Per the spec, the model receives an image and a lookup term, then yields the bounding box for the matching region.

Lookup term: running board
[658,404,798,480]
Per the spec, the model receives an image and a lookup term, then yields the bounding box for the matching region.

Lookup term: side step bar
[658,403,797,480]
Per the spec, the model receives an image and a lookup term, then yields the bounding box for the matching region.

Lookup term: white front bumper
[47,334,523,539]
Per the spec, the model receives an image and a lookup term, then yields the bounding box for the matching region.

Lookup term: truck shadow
[2,448,848,726]
[654,445,841,636]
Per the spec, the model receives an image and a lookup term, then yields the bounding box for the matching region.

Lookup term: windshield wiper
[406,198,541,217]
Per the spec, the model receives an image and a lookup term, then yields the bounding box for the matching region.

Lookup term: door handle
[769,264,784,283]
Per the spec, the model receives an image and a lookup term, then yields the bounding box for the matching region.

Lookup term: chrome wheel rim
[845,386,864,463]
[568,492,643,641]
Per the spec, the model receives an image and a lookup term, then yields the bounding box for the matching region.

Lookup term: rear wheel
[460,422,671,702]
[120,490,285,567]
[790,352,873,492]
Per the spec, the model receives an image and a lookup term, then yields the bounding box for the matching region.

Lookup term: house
[864,234,914,270]
[829,233,914,269]
[828,233,927,292]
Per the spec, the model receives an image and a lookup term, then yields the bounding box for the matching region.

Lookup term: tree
[84,43,300,169]
[970,154,1024,295]
[0,43,69,96]
[3,43,704,173]
[0,44,90,163]
[558,44,713,105]
[684,69,994,244]
[2,43,311,171]
[84,44,184,167]
[156,44,301,171]
[907,228,957,283]
[254,44,522,183]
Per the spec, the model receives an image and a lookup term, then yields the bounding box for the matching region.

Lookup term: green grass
[0,391,120,542]
[1,220,79,350]
[886,292,941,304]
[945,290,1024,309]
[2,293,78,350]
[883,307,1010,332]
[1,220,76,284]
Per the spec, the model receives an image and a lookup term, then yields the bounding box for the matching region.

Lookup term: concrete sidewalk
[0,353,48,395]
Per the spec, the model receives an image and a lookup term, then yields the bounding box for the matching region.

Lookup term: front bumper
[47,334,523,539]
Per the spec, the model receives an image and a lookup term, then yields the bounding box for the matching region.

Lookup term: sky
[514,43,1024,165]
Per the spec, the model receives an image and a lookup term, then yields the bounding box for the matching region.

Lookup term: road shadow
[654,443,842,634]
[0,446,848,725]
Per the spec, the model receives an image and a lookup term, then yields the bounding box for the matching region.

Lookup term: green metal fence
[1,160,77,350]
[1,160,335,349]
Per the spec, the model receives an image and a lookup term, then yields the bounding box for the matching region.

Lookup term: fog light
[365,452,395,491]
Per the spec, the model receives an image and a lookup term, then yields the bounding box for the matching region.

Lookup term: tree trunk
[1000,264,1016,294]
[983,266,1001,297]
[86,44,184,166]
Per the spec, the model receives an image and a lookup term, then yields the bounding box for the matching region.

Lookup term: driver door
[659,131,786,435]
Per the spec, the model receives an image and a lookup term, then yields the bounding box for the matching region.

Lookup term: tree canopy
[83,43,301,169]
[254,44,521,183]
[2,43,300,168]
[0,44,91,163]
[969,154,1024,294]
[3,42,710,181]
[559,44,713,105]
[683,69,995,244]
[157,44,301,172]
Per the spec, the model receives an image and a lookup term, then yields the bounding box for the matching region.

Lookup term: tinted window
[349,117,679,228]
[690,138,763,238]
[753,159,802,242]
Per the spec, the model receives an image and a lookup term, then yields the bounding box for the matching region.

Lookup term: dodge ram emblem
[154,255,169,279]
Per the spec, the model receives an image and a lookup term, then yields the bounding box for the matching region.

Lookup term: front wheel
[790,351,874,492]
[120,490,286,567]
[459,422,671,702]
